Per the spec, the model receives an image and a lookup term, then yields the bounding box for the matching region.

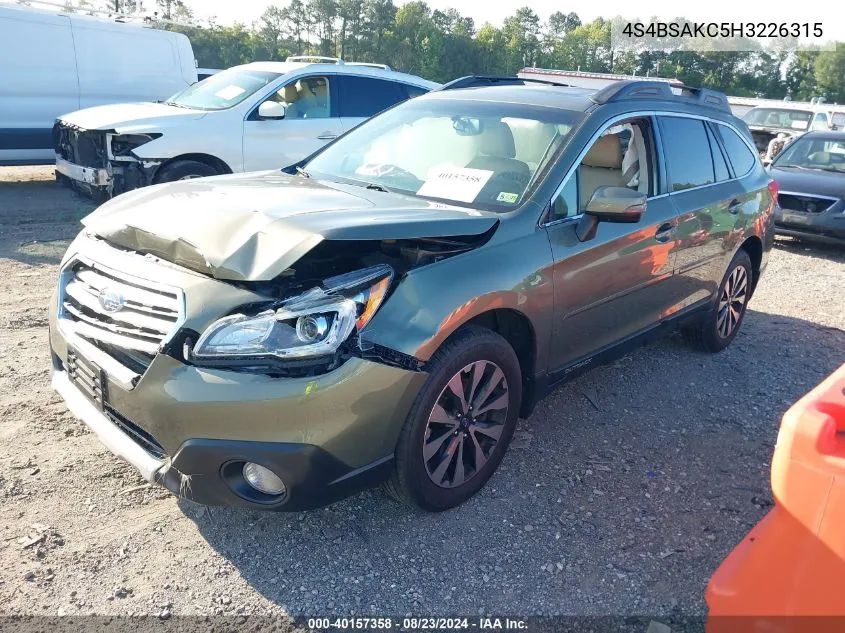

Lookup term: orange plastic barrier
[706,363,845,633]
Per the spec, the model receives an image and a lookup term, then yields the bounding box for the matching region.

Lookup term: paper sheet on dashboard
[416,167,493,202]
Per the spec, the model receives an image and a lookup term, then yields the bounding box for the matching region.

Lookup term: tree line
[66,0,845,102]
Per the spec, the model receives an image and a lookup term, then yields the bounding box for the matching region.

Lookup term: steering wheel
[359,164,423,188]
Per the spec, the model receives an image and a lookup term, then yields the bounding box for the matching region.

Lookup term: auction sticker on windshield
[215,85,246,100]
[417,167,493,202]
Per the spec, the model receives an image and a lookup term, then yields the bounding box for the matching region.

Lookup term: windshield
[744,108,813,131]
[774,136,845,172]
[167,68,281,110]
[304,98,582,210]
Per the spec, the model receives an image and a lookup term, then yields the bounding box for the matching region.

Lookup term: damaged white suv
[53,57,437,198]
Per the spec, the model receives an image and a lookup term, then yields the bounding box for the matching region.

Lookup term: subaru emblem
[99,288,125,313]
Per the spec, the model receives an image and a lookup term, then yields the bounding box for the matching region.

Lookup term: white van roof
[0,2,177,30]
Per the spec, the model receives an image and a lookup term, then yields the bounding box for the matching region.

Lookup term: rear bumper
[55,155,110,187]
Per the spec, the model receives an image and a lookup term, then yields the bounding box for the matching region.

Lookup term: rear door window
[659,117,715,191]
[715,124,757,176]
[338,76,408,117]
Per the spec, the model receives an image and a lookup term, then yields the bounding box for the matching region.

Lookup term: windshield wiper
[295,166,311,178]
[163,101,192,109]
[365,183,390,193]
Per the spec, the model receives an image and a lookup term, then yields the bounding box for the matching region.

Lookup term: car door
[336,75,418,132]
[544,117,682,371]
[241,74,343,172]
[661,116,755,308]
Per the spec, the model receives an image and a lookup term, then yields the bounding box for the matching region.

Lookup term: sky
[189,0,845,42]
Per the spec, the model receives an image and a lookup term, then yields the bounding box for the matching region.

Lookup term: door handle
[654,222,675,243]
[317,133,337,140]
[727,199,743,214]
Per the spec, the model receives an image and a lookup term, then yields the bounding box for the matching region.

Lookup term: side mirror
[586,186,646,222]
[576,186,647,242]
[258,101,286,120]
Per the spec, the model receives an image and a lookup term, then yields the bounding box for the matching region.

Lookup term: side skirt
[524,301,712,413]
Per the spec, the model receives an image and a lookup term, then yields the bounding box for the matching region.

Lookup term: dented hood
[59,102,205,132]
[82,171,499,281]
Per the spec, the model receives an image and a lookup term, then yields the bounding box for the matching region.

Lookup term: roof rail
[346,62,392,71]
[438,75,566,91]
[592,80,731,113]
[285,55,343,64]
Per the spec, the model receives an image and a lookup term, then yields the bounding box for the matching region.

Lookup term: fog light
[242,462,286,496]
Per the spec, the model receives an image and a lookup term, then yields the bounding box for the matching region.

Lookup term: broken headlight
[110,133,162,157]
[192,265,392,361]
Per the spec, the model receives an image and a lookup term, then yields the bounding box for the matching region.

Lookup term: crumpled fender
[362,226,555,373]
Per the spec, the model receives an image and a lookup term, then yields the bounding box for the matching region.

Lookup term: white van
[0,5,196,165]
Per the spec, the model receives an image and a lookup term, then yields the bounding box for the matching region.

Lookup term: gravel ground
[1,166,843,619]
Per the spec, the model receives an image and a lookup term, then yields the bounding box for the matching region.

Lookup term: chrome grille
[779,193,836,214]
[59,260,184,355]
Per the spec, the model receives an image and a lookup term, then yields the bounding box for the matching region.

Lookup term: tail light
[767,179,779,206]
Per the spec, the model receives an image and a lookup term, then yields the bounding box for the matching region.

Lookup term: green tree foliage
[154,0,840,99]
[813,44,845,103]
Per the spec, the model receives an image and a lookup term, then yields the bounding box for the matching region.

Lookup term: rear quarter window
[659,117,715,191]
[716,124,757,176]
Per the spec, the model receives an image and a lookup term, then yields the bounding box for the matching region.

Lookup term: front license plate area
[781,211,810,225]
[66,347,108,411]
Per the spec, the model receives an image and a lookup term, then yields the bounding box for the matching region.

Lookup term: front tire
[683,249,753,353]
[155,159,218,183]
[384,326,522,511]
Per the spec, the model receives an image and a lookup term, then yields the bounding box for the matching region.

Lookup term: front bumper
[55,155,111,187]
[774,207,845,246]
[49,267,427,509]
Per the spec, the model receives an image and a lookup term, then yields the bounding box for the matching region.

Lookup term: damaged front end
[747,126,799,160]
[177,232,493,377]
[53,120,160,198]
[73,171,500,377]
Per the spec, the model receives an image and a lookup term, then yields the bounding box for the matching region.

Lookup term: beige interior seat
[808,151,831,164]
[578,134,625,207]
[282,84,299,104]
[507,120,558,170]
[466,121,530,181]
[288,78,329,119]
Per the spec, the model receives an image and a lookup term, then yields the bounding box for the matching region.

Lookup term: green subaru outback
[49,79,776,511]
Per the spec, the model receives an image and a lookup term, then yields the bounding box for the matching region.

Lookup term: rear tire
[154,159,217,183]
[384,326,522,511]
[682,249,753,353]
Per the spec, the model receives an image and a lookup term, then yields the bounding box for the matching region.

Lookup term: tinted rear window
[705,123,731,181]
[716,124,757,176]
[660,117,715,191]
[338,76,408,117]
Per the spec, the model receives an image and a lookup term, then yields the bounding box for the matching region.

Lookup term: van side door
[0,10,78,164]
[242,74,344,172]
[72,23,186,107]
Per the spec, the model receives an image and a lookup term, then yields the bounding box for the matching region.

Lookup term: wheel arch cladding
[740,235,763,295]
[154,153,233,181]
[464,309,535,413]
